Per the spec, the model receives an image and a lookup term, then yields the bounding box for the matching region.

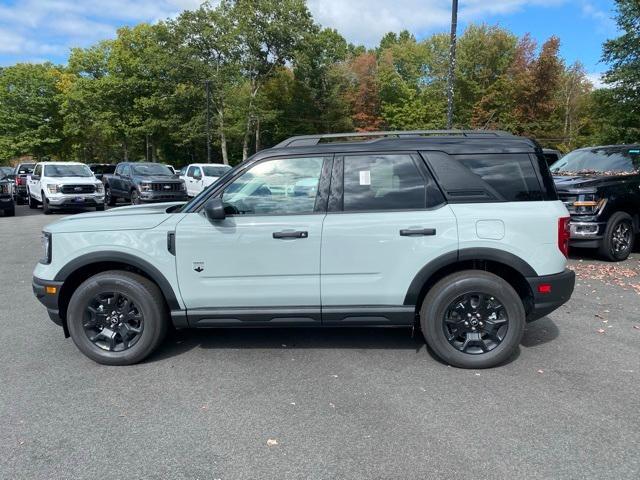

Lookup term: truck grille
[61,184,96,194]
[151,183,181,192]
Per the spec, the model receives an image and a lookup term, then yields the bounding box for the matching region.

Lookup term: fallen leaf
[633,325,640,330]
[596,328,606,334]
[537,369,544,374]
[266,438,278,447]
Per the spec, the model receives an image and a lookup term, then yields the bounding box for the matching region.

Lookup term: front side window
[34,164,42,176]
[192,167,202,178]
[203,165,231,177]
[222,157,324,215]
[343,154,426,211]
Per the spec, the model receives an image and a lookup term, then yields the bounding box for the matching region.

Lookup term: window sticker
[359,170,371,186]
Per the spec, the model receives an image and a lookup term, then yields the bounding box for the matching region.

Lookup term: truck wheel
[105,186,116,206]
[420,270,525,369]
[16,197,24,205]
[28,192,38,209]
[131,189,140,205]
[4,206,15,217]
[66,271,169,366]
[96,204,105,211]
[599,212,634,261]
[42,193,52,215]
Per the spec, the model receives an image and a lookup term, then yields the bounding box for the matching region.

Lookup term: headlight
[46,184,61,194]
[40,232,52,265]
[95,183,104,193]
[567,193,606,215]
[139,183,152,192]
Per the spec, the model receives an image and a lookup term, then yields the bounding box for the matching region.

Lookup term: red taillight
[15,177,23,186]
[558,217,570,258]
[538,284,552,294]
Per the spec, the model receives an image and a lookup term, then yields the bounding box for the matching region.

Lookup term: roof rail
[273,130,515,148]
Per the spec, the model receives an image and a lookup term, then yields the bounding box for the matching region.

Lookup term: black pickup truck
[102,162,188,206]
[551,144,640,261]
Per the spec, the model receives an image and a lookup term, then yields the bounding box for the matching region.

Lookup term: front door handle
[400,228,436,236]
[273,230,308,239]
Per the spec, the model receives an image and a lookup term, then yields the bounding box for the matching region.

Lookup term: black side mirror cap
[204,198,226,221]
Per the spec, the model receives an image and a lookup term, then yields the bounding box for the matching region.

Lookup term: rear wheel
[420,270,525,369]
[599,212,634,261]
[66,271,168,365]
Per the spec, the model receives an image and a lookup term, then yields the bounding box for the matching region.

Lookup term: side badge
[193,262,204,273]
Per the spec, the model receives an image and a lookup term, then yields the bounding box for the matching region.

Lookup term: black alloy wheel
[83,292,144,352]
[443,292,508,354]
[600,212,635,261]
[105,186,115,206]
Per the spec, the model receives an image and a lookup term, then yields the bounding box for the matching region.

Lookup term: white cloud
[580,1,617,35]
[586,72,608,89]
[307,0,567,46]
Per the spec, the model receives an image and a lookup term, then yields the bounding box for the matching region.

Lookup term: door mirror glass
[204,198,226,221]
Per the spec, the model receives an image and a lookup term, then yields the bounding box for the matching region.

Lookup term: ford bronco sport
[33,130,575,368]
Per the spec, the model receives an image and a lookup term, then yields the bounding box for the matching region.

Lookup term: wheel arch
[55,252,181,327]
[404,248,536,317]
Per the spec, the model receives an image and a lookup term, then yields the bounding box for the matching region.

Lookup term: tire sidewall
[421,272,525,369]
[602,213,634,261]
[67,273,166,365]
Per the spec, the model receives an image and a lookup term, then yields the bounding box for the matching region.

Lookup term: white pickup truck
[27,162,105,214]
[180,163,231,197]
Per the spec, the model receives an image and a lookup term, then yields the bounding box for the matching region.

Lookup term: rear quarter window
[423,152,548,202]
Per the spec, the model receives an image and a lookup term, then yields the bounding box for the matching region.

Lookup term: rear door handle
[400,228,436,236]
[273,230,308,239]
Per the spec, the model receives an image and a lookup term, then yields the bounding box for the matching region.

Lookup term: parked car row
[0,161,233,215]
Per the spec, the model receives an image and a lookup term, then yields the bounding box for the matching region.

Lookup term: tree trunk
[123,139,129,161]
[255,116,261,153]
[218,109,229,165]
[242,114,252,162]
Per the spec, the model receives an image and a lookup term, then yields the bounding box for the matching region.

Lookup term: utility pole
[446,0,459,129]
[205,80,212,163]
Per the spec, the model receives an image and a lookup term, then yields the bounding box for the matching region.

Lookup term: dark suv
[552,145,640,261]
[102,162,187,205]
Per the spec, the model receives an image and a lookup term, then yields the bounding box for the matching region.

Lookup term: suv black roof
[267,130,540,156]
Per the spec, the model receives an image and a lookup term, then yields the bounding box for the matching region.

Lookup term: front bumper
[0,195,14,208]
[32,277,67,335]
[525,269,576,322]
[47,194,104,207]
[568,219,606,248]
[139,191,188,203]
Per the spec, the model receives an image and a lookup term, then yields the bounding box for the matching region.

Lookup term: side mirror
[31,175,40,181]
[204,197,226,221]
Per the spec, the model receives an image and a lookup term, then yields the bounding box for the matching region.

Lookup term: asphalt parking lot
[1,205,639,479]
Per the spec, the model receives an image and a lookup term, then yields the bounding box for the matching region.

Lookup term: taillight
[16,177,23,186]
[558,217,570,257]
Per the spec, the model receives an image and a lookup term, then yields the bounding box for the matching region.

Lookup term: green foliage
[0,0,636,164]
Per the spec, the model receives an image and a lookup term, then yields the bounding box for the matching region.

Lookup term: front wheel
[95,204,105,211]
[599,212,634,261]
[105,186,116,206]
[3,207,15,217]
[420,270,525,369]
[131,189,140,205]
[28,191,38,209]
[66,271,168,365]
[42,193,52,215]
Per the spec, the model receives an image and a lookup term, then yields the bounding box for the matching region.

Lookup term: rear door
[320,152,458,325]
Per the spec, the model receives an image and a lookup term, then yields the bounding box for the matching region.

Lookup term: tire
[131,189,140,205]
[66,271,169,366]
[105,186,116,206]
[598,212,634,261]
[95,204,105,211]
[4,206,15,217]
[28,191,38,209]
[42,193,52,215]
[16,197,24,205]
[420,270,526,369]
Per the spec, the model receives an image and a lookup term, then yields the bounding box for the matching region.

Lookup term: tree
[0,63,65,162]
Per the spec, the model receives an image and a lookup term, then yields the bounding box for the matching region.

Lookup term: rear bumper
[525,269,575,322]
[32,277,66,333]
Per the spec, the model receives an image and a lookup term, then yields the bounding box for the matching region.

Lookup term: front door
[320,153,459,325]
[175,155,330,326]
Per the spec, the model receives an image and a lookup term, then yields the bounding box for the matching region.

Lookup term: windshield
[90,164,116,175]
[132,164,174,176]
[17,164,35,174]
[44,164,94,178]
[551,147,640,175]
[203,165,231,177]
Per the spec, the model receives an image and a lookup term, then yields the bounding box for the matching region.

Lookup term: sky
[0,0,619,87]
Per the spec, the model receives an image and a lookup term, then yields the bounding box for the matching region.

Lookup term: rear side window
[343,154,427,211]
[424,152,545,202]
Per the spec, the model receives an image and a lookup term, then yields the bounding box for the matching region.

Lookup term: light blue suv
[33,131,575,368]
